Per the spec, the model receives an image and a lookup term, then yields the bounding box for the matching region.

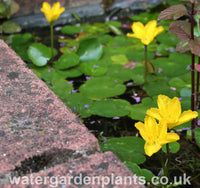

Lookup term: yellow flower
[41,2,65,24]
[147,95,198,129]
[127,20,164,45]
[135,116,180,157]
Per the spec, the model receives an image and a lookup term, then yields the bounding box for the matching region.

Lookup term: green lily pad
[129,97,157,121]
[111,54,129,65]
[55,53,80,70]
[168,77,187,88]
[2,21,21,33]
[80,60,108,76]
[103,136,145,164]
[57,67,83,78]
[79,76,126,99]
[144,76,177,98]
[81,22,109,34]
[61,25,83,35]
[28,43,51,67]
[162,142,180,153]
[9,33,33,61]
[106,64,134,82]
[64,93,94,118]
[77,37,103,61]
[91,99,131,117]
[49,78,73,99]
[125,162,154,181]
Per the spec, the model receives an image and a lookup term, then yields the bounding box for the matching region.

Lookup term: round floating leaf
[103,137,145,164]
[2,21,21,33]
[64,93,94,118]
[169,77,187,88]
[80,60,108,76]
[57,67,83,78]
[91,99,131,117]
[77,37,103,61]
[55,53,80,70]
[111,54,129,65]
[79,76,126,99]
[129,97,157,121]
[28,43,51,67]
[162,142,180,153]
[49,78,73,99]
[106,64,134,82]
[125,162,154,181]
[10,33,33,61]
[144,76,177,98]
[61,25,83,35]
[105,20,122,28]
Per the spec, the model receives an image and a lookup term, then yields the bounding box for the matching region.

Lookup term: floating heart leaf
[2,21,21,33]
[106,64,134,82]
[64,93,94,118]
[91,99,131,117]
[125,162,154,181]
[103,137,146,164]
[28,43,51,67]
[55,53,80,70]
[162,142,180,153]
[129,97,157,121]
[10,33,33,61]
[61,25,83,35]
[49,78,73,100]
[80,60,108,76]
[79,76,126,99]
[77,37,103,61]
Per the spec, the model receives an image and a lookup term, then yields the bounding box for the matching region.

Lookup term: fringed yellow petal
[146,108,162,121]
[144,142,161,157]
[168,110,198,129]
[41,2,65,24]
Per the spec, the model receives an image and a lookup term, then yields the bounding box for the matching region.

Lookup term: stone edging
[0,40,145,187]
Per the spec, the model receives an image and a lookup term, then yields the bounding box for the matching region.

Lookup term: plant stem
[50,23,54,58]
[158,152,168,188]
[166,143,171,174]
[190,3,196,142]
[196,57,200,111]
[144,45,148,83]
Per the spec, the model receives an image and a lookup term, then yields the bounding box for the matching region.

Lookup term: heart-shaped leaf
[77,37,103,61]
[91,99,131,117]
[28,43,51,67]
[158,5,187,20]
[55,53,80,70]
[79,76,126,99]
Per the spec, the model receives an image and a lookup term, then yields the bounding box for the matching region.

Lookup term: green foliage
[9,33,34,61]
[28,43,52,67]
[64,93,94,118]
[162,142,180,153]
[77,37,103,61]
[102,136,146,164]
[187,127,200,148]
[79,76,126,99]
[125,162,154,181]
[128,97,157,121]
[55,53,80,70]
[2,21,21,34]
[90,99,131,117]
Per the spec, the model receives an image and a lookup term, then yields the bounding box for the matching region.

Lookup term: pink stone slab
[2,152,145,188]
[0,40,100,174]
